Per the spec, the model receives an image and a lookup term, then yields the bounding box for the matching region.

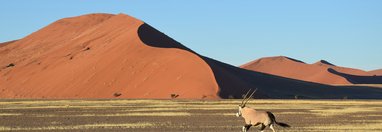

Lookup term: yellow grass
[310,107,380,116]
[305,123,382,131]
[0,113,22,116]
[29,112,191,117]
[75,112,191,117]
[1,99,382,131]
[0,122,155,131]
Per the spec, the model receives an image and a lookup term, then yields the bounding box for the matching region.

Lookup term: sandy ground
[0,99,381,132]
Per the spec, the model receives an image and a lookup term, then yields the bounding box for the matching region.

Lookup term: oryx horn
[240,89,252,106]
[243,88,257,106]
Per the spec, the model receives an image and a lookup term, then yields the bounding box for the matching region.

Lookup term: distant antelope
[236,89,290,132]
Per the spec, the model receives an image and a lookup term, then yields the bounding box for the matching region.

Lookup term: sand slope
[0,13,218,99]
[241,56,380,85]
[241,56,350,84]
[1,13,382,99]
[313,60,372,76]
[0,40,16,48]
[369,69,382,75]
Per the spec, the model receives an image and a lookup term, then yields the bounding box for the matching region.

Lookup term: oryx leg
[259,123,266,132]
[242,124,252,132]
[270,124,275,132]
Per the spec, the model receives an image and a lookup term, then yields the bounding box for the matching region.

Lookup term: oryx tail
[267,111,291,128]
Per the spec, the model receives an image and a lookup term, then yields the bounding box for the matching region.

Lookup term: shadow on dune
[137,23,382,99]
[285,57,306,64]
[137,23,195,53]
[317,60,336,66]
[328,68,382,84]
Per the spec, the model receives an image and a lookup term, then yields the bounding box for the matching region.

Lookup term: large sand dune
[0,13,218,99]
[1,13,382,99]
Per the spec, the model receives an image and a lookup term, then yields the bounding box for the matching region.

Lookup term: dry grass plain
[0,99,381,132]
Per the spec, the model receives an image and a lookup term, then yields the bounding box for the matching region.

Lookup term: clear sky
[1,1,381,70]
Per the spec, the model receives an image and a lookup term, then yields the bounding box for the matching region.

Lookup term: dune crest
[369,69,382,76]
[241,56,377,85]
[241,56,350,84]
[314,60,335,66]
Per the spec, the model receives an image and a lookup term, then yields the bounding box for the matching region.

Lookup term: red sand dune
[241,56,375,85]
[0,40,16,48]
[1,13,382,99]
[313,60,371,76]
[0,13,218,99]
[370,69,382,76]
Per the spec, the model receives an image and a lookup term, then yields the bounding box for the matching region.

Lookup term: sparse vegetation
[170,94,179,99]
[83,47,90,51]
[6,63,15,68]
[0,99,381,131]
[113,92,122,97]
[0,122,155,131]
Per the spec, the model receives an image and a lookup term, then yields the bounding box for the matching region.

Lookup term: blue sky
[1,1,381,70]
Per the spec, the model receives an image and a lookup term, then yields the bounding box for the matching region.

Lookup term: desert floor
[0,99,381,132]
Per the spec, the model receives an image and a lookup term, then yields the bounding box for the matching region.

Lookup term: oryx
[236,89,290,132]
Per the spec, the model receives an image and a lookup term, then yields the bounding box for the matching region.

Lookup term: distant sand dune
[369,69,382,76]
[241,56,377,85]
